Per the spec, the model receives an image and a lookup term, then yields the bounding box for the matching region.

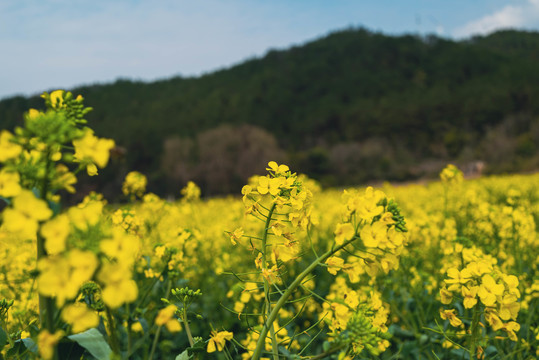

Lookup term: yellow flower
[257,176,281,196]
[49,90,65,108]
[122,171,147,197]
[501,321,520,341]
[343,290,359,308]
[334,223,355,246]
[68,200,103,231]
[440,309,462,327]
[97,262,138,308]
[484,309,503,331]
[155,305,181,333]
[38,250,98,306]
[38,330,64,360]
[41,214,70,255]
[180,181,201,201]
[131,322,144,333]
[478,274,504,307]
[326,256,344,275]
[353,187,384,220]
[461,286,479,309]
[266,161,289,175]
[331,303,350,330]
[73,128,115,168]
[2,190,52,239]
[229,227,244,245]
[342,259,364,283]
[0,169,21,197]
[498,294,520,320]
[261,265,279,284]
[61,304,99,333]
[360,222,387,248]
[440,287,453,305]
[0,130,22,162]
[502,274,520,297]
[27,108,41,120]
[207,330,233,353]
[52,164,77,193]
[445,268,472,291]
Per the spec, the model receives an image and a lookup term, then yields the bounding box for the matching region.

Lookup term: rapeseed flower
[38,330,64,360]
[0,130,22,162]
[155,305,181,332]
[61,303,99,333]
[0,169,21,197]
[207,330,233,353]
[440,309,462,327]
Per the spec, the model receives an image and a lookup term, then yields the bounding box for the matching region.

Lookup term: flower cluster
[326,187,407,280]
[439,253,521,341]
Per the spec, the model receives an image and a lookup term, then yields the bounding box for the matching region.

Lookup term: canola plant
[0,91,537,359]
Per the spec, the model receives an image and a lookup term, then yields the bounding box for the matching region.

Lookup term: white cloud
[454,0,539,38]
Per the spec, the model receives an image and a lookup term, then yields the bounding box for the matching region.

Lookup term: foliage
[0,95,538,359]
[1,29,539,196]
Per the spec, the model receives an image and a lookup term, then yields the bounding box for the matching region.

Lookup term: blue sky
[1,0,539,100]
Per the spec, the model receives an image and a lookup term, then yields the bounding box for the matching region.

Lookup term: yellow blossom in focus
[257,176,281,196]
[266,161,289,175]
[207,330,233,353]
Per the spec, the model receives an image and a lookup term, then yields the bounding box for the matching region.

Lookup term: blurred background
[1,0,538,199]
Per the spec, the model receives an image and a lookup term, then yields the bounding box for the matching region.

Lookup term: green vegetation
[1,28,538,197]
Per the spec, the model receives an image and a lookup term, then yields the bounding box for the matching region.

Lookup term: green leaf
[175,350,190,360]
[68,328,112,360]
[0,327,7,349]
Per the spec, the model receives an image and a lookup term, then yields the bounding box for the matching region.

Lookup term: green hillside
[1,28,538,196]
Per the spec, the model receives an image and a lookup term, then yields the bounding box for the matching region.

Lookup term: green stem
[182,306,195,347]
[148,279,172,360]
[37,152,56,335]
[251,237,356,360]
[106,307,121,354]
[181,305,199,360]
[260,204,279,360]
[469,308,481,360]
[126,303,132,359]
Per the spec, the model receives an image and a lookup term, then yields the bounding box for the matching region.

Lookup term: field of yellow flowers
[0,91,538,359]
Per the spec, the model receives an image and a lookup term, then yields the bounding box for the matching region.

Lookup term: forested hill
[1,28,539,196]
